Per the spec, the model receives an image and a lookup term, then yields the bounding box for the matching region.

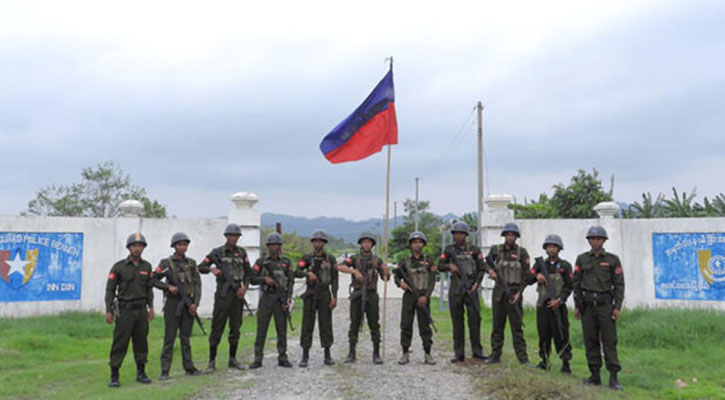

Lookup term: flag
[319,68,398,164]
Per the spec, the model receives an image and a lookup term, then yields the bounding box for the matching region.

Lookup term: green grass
[0,305,303,400]
[429,299,725,400]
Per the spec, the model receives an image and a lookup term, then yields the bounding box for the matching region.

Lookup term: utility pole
[476,101,484,247]
[394,201,397,230]
[414,177,420,231]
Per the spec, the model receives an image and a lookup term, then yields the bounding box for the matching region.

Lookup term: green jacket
[252,254,295,297]
[105,257,154,313]
[198,245,252,295]
[296,251,339,298]
[394,253,437,299]
[485,243,533,300]
[531,257,573,307]
[152,254,202,306]
[439,243,485,295]
[572,249,625,310]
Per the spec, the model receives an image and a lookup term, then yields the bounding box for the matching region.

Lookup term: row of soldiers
[104,221,625,391]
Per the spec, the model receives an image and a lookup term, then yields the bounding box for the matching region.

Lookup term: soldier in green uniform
[485,222,534,365]
[573,226,625,390]
[198,223,253,372]
[337,232,391,365]
[532,234,573,373]
[394,231,437,365]
[249,232,295,368]
[296,230,339,367]
[439,222,488,363]
[152,232,204,380]
[105,233,155,388]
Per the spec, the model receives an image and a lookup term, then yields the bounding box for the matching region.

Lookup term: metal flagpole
[382,143,391,362]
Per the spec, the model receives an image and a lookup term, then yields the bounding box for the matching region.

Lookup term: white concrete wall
[0,193,261,318]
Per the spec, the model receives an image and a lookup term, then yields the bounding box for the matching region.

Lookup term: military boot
[299,348,310,368]
[398,350,410,365]
[345,345,356,364]
[323,347,335,366]
[136,363,152,384]
[228,358,245,370]
[561,360,572,375]
[205,358,216,373]
[424,352,437,365]
[108,367,120,388]
[372,342,383,365]
[609,372,623,390]
[278,354,293,368]
[536,360,548,370]
[583,368,602,386]
[249,359,263,369]
[158,370,171,381]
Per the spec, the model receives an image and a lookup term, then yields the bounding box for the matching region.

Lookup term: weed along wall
[478,195,725,311]
[0,192,262,318]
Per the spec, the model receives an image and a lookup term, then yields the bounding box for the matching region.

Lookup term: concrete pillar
[594,201,619,219]
[118,199,143,217]
[480,194,515,307]
[228,192,261,308]
[594,201,624,282]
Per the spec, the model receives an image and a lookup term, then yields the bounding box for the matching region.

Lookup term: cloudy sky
[1,0,723,220]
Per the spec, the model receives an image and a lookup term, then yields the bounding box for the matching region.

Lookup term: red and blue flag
[320,68,398,164]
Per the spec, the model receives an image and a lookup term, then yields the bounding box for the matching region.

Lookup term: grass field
[0,307,303,400]
[2,298,724,399]
[428,298,725,400]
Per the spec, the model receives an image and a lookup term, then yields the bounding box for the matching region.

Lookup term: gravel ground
[194,296,484,400]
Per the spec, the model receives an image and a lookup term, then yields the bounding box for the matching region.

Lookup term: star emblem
[7,252,30,277]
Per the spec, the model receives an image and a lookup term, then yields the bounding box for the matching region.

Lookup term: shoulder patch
[530,268,537,275]
[614,266,623,275]
[155,266,163,273]
[253,264,261,272]
[575,265,581,272]
[108,272,116,280]
[204,257,211,263]
[346,257,353,264]
[298,260,306,267]
[440,253,447,260]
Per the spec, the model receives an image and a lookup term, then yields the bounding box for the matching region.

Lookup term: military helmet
[126,232,147,248]
[501,222,521,237]
[266,232,283,245]
[224,223,242,236]
[357,232,377,245]
[408,231,428,245]
[170,232,191,247]
[450,221,470,235]
[586,225,608,239]
[542,234,564,250]
[310,230,328,243]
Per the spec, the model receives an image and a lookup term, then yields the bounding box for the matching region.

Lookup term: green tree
[23,161,167,218]
[624,192,665,218]
[509,169,613,219]
[662,187,698,217]
[390,199,443,261]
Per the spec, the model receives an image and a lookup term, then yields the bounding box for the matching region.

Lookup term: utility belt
[581,290,613,307]
[118,299,147,310]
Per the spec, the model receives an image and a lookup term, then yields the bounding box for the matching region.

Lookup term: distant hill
[261,212,462,243]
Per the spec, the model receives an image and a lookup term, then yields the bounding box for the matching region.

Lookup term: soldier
[439,222,488,363]
[198,223,253,372]
[296,230,339,367]
[394,231,437,365]
[532,234,573,373]
[249,232,295,368]
[573,226,625,390]
[105,233,154,388]
[152,232,204,380]
[485,222,534,365]
[337,232,391,365]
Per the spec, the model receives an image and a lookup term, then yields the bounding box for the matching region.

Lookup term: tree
[662,187,698,218]
[509,169,613,219]
[23,161,167,218]
[624,192,665,218]
[390,198,443,261]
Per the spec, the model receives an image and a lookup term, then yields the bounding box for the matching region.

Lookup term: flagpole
[382,143,391,362]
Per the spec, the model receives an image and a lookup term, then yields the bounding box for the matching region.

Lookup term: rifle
[210,249,254,316]
[301,256,326,302]
[485,254,524,324]
[162,259,207,335]
[261,259,295,331]
[535,257,570,362]
[398,260,437,333]
[349,256,369,332]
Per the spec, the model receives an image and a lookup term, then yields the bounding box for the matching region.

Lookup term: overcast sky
[1,0,723,220]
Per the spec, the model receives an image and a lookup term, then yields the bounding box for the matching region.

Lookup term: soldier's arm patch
[298,260,306,268]
[155,266,163,273]
[440,253,447,260]
[108,272,116,280]
[253,264,261,272]
[575,265,581,272]
[530,268,537,275]
[614,266,623,275]
[346,257,353,264]
[477,252,483,260]
[204,257,211,263]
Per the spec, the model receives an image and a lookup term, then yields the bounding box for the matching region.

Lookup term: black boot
[249,359,263,369]
[205,345,217,373]
[278,354,293,368]
[561,360,572,375]
[583,368,602,386]
[299,348,310,368]
[323,347,335,366]
[159,369,171,381]
[536,360,548,370]
[108,367,120,388]
[345,345,356,364]
[372,342,383,365]
[450,354,465,363]
[484,354,501,364]
[609,372,623,390]
[228,358,245,370]
[136,363,152,384]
